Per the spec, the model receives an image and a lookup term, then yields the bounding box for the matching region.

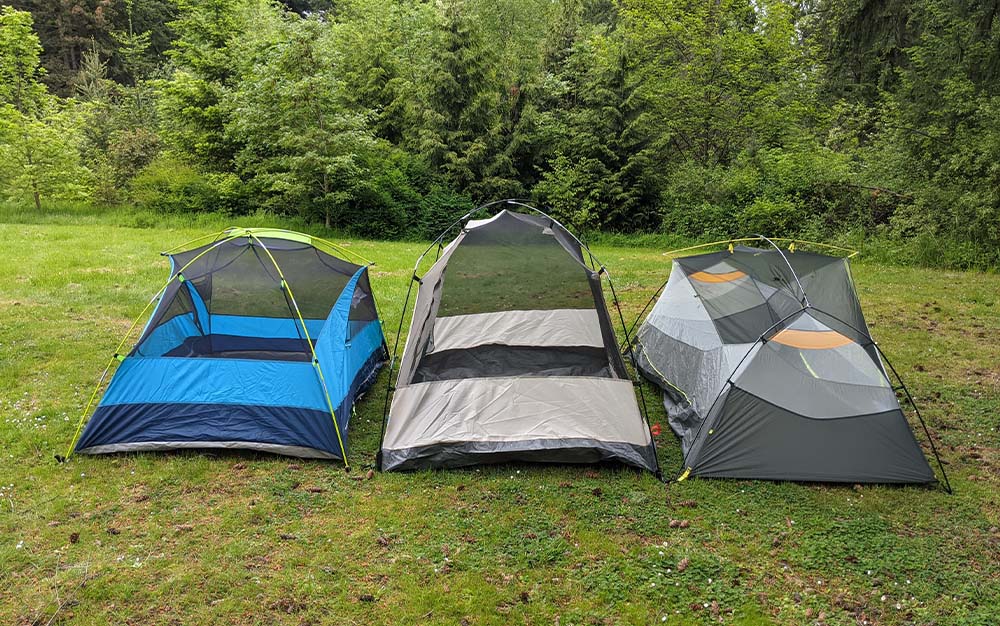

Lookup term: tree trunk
[323,171,331,229]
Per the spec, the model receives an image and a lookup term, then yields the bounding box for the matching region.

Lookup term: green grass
[1,216,998,625]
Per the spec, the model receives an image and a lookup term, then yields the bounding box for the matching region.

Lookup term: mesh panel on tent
[436,212,595,316]
[133,236,359,361]
[72,229,388,462]
[634,244,936,484]
[382,208,656,473]
[404,210,628,384]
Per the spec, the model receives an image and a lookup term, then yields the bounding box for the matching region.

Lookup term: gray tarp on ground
[382,209,657,473]
[634,246,935,484]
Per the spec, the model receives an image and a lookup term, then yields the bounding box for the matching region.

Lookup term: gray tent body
[381,210,658,473]
[634,246,935,484]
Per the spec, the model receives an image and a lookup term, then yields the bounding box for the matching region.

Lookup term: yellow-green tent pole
[248,233,351,469]
[63,233,244,460]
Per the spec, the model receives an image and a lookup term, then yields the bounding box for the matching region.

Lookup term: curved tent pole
[662,237,858,259]
[778,238,859,257]
[871,343,953,494]
[160,228,232,256]
[375,205,469,467]
[410,199,613,277]
[162,227,376,267]
[805,308,953,494]
[496,199,613,271]
[604,268,663,479]
[676,305,809,481]
[662,237,764,258]
[750,233,811,308]
[62,232,246,461]
[246,227,375,267]
[620,276,670,354]
[248,234,351,469]
[377,271,416,470]
[406,198,533,277]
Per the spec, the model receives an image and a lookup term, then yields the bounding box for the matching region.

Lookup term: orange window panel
[688,270,747,283]
[771,328,854,350]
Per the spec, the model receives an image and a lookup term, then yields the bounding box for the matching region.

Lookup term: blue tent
[67,228,387,465]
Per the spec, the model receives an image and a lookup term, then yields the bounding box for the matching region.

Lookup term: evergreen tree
[229,16,378,229]
[419,1,499,196]
[157,0,251,171]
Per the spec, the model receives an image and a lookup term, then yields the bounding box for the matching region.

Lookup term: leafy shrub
[130,154,221,213]
[532,155,609,233]
[660,201,733,239]
[739,197,806,236]
[92,127,162,205]
[340,182,409,240]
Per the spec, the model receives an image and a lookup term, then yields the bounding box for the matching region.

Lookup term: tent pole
[662,237,762,258]
[160,228,229,255]
[249,227,375,266]
[378,272,417,470]
[768,237,859,257]
[605,268,663,479]
[60,359,114,462]
[620,276,669,354]
[61,233,244,461]
[873,345,953,494]
[751,234,811,308]
[661,237,858,259]
[677,305,810,480]
[249,234,351,469]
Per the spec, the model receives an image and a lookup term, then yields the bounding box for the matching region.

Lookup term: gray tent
[379,201,659,473]
[634,242,947,486]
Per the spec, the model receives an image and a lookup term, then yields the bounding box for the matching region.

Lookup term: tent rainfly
[633,240,948,487]
[65,228,387,464]
[379,201,659,474]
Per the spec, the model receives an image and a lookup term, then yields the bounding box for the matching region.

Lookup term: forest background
[1,0,998,269]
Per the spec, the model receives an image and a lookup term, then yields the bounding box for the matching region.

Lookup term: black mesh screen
[132,233,362,360]
[158,282,199,328]
[198,244,289,318]
[436,212,594,317]
[131,281,202,357]
[677,246,866,345]
[413,345,613,382]
[162,335,314,361]
[349,271,378,323]
[265,245,354,319]
[410,210,627,382]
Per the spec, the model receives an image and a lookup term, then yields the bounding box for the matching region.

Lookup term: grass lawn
[1,216,997,625]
